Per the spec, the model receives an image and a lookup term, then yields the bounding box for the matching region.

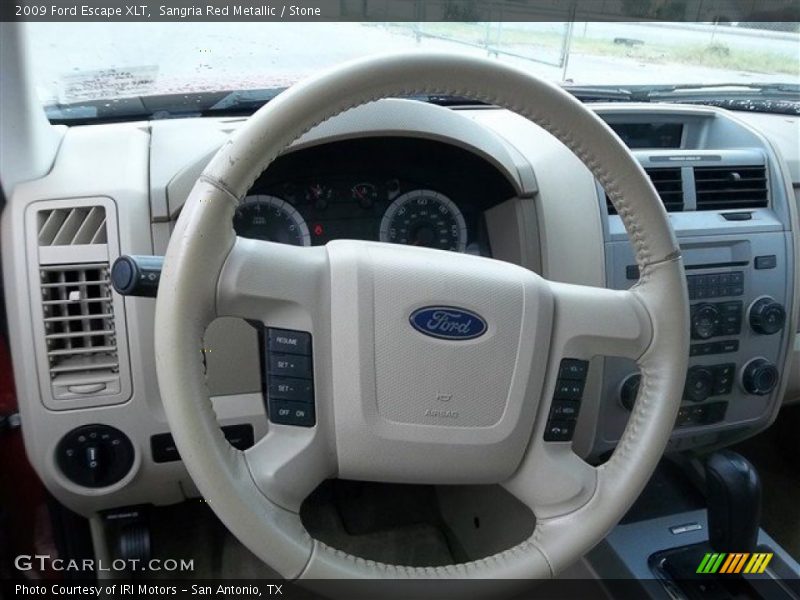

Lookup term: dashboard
[2,97,799,516]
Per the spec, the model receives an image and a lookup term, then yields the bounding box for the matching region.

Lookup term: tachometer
[233,195,310,246]
[379,190,467,252]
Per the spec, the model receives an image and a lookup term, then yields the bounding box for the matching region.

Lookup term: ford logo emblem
[409,306,488,341]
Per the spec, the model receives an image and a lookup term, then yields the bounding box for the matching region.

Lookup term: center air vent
[38,206,107,246]
[40,264,122,399]
[607,167,683,214]
[694,166,768,210]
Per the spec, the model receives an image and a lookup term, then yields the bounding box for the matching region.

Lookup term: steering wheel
[154,53,689,581]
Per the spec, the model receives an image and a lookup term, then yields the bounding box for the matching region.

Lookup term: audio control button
[691,304,721,340]
[684,366,714,403]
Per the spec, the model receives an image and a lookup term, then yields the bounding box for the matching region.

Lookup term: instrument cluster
[234,178,471,253]
[232,137,519,255]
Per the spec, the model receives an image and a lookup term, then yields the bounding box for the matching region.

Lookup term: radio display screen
[609,122,684,149]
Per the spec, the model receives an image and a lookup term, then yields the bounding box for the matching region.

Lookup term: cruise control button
[267,328,311,355]
[269,377,313,404]
[268,353,312,379]
[269,400,315,427]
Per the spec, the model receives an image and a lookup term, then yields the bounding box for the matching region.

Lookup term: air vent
[607,167,683,214]
[40,264,121,397]
[37,206,107,246]
[694,166,768,210]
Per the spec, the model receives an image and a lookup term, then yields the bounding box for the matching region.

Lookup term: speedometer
[379,190,467,252]
[233,195,310,246]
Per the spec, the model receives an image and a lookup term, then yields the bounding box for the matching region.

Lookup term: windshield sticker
[58,66,158,104]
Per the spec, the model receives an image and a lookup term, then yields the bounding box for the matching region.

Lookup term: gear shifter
[652,452,796,599]
[705,450,761,553]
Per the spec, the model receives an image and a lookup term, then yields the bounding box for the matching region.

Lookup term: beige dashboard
[2,99,798,516]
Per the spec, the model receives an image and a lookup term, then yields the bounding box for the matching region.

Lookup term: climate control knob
[691,303,720,340]
[742,359,779,396]
[684,366,714,403]
[749,297,785,335]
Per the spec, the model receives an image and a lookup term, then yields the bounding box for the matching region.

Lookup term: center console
[593,108,796,457]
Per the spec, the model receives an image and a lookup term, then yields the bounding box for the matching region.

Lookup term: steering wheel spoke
[216,236,328,324]
[503,440,597,520]
[547,281,653,362]
[245,423,335,513]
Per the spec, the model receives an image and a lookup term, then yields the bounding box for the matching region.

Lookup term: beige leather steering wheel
[154,53,689,582]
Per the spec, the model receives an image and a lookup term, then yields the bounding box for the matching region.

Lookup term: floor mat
[148,500,279,578]
[301,480,456,567]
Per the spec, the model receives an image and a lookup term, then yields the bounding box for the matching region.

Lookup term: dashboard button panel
[265,328,315,427]
[687,272,744,300]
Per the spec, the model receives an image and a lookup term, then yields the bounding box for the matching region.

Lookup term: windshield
[26,21,799,112]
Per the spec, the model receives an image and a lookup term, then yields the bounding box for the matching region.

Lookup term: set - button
[544,359,589,442]
[266,328,315,427]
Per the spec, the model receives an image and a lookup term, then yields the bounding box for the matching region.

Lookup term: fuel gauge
[351,182,378,209]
